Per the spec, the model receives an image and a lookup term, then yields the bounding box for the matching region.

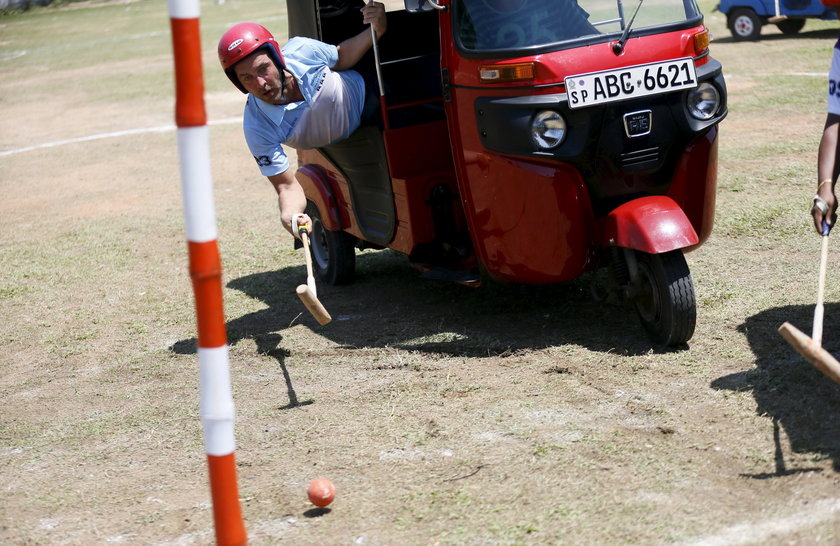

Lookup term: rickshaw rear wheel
[305,201,356,285]
[632,250,696,346]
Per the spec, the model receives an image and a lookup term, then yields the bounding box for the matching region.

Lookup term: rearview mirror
[404,0,437,12]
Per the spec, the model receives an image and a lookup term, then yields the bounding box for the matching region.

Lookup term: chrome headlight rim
[530,109,567,150]
[686,82,721,121]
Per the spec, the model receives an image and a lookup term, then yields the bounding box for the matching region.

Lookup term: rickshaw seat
[317,126,396,246]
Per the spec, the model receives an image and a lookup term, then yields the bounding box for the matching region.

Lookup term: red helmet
[821,0,840,6]
[218,22,285,93]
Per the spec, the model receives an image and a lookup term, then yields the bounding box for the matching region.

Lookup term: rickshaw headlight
[686,82,720,121]
[531,110,566,149]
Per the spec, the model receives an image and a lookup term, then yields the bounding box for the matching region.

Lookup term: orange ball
[307,478,335,507]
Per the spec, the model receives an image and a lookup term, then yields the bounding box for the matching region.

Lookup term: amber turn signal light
[693,30,710,56]
[479,62,535,83]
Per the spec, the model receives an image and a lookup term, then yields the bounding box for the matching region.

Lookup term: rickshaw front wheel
[305,201,356,285]
[632,250,696,346]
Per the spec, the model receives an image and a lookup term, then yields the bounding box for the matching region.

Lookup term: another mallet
[778,222,840,385]
[295,219,332,325]
[778,322,840,384]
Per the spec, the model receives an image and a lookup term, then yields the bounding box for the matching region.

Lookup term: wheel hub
[310,218,330,270]
[735,16,754,36]
[634,263,661,323]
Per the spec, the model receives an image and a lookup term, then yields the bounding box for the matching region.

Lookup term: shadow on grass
[170,249,691,406]
[712,303,840,472]
[215,249,687,356]
[303,507,331,518]
[170,316,314,410]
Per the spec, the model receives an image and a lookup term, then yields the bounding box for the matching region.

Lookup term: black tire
[632,250,696,346]
[728,9,762,41]
[305,201,356,285]
[776,19,805,35]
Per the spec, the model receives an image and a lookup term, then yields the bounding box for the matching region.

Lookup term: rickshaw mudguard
[600,196,699,254]
[296,164,343,232]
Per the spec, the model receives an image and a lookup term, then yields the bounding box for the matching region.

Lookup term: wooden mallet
[294,217,332,326]
[779,222,840,384]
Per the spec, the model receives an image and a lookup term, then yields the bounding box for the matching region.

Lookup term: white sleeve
[828,40,840,116]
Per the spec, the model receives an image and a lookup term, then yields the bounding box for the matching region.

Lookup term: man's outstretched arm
[268,169,309,237]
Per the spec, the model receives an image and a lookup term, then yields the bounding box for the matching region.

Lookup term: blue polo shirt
[243,36,366,177]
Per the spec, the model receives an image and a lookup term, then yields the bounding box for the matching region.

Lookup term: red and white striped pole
[167,1,247,544]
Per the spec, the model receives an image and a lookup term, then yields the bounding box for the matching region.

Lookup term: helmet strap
[280,68,287,98]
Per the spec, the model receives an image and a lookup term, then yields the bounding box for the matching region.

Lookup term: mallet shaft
[301,231,317,298]
[813,233,830,347]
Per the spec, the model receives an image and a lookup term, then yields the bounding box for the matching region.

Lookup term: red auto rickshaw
[288,0,727,346]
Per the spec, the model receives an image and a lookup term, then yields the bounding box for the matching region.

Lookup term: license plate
[565,58,697,109]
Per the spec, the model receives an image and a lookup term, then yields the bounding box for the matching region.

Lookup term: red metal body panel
[390,170,457,254]
[384,120,453,179]
[454,150,595,283]
[599,196,699,253]
[666,126,719,251]
[384,120,460,254]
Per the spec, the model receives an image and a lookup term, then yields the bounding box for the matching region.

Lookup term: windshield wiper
[612,0,644,55]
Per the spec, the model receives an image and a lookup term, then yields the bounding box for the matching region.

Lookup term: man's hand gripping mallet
[293,214,332,325]
[779,220,840,384]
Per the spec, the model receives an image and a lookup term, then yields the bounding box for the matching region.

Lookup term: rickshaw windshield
[454,0,702,51]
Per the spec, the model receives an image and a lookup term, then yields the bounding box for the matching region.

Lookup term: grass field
[2,0,840,544]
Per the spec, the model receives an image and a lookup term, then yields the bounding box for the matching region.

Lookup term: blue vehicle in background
[716,0,837,39]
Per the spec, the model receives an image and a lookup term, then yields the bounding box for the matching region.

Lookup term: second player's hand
[813,188,837,234]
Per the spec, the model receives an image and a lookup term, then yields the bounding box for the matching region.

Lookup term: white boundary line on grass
[0,117,242,158]
[0,71,827,159]
[676,497,840,546]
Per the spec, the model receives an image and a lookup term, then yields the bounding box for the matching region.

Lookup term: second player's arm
[814,113,840,233]
[818,114,840,187]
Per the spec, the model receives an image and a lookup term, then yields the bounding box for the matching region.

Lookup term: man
[811,0,840,233]
[217,4,387,237]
